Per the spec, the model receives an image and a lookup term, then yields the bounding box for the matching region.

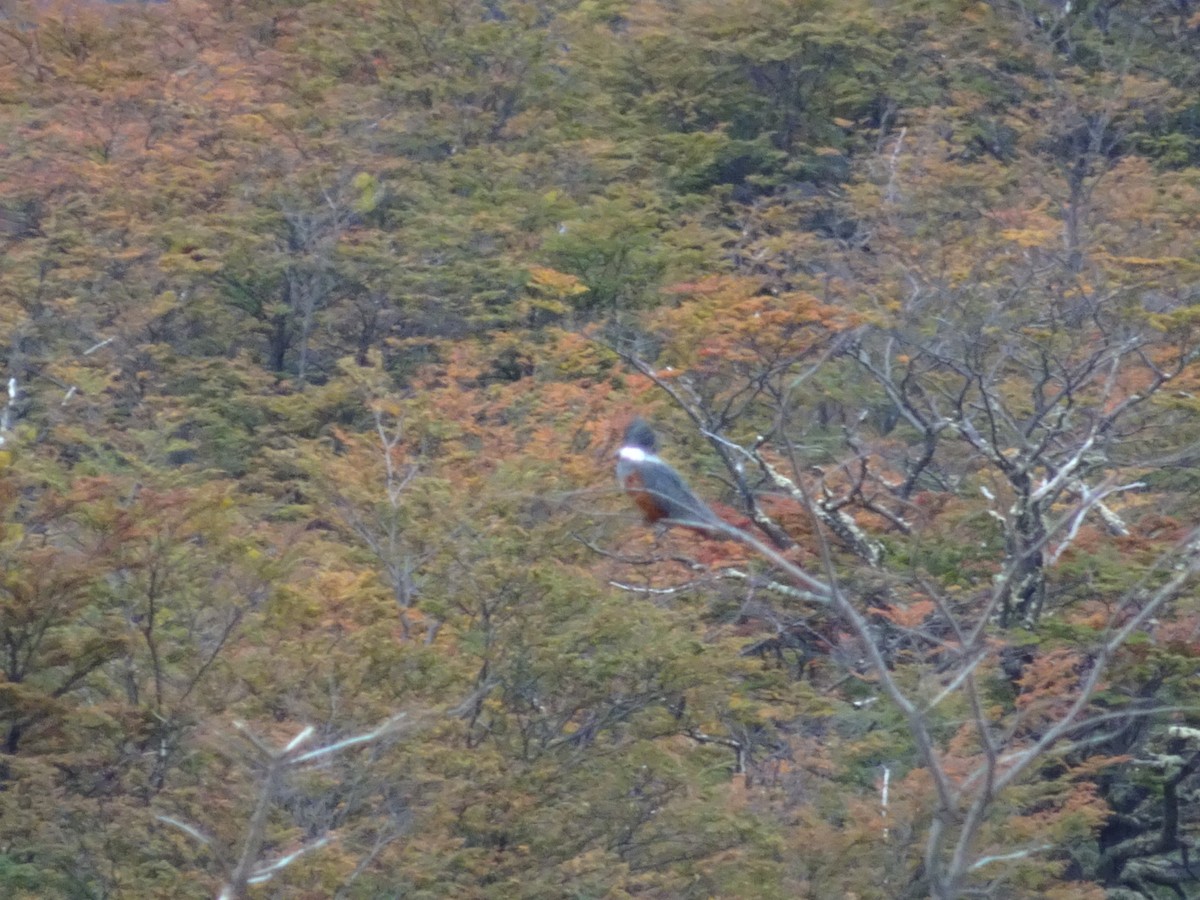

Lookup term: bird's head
[622,418,658,453]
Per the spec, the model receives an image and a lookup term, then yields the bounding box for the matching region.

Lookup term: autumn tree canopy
[2,0,1200,897]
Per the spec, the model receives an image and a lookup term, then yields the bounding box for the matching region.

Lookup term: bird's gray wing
[641,460,722,528]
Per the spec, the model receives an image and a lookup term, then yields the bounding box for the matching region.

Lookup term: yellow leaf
[1000,228,1055,248]
[527,266,588,298]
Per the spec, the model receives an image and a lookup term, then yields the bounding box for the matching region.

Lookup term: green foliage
[1,0,1200,896]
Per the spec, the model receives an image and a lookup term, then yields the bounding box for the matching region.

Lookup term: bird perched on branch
[615,418,726,537]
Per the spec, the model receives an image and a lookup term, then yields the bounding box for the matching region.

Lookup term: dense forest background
[2,0,1200,897]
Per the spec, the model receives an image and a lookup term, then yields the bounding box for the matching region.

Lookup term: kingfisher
[616,418,726,536]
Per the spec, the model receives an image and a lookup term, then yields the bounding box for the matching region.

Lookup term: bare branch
[969,844,1054,872]
[157,815,217,849]
[291,714,409,765]
[246,836,332,885]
